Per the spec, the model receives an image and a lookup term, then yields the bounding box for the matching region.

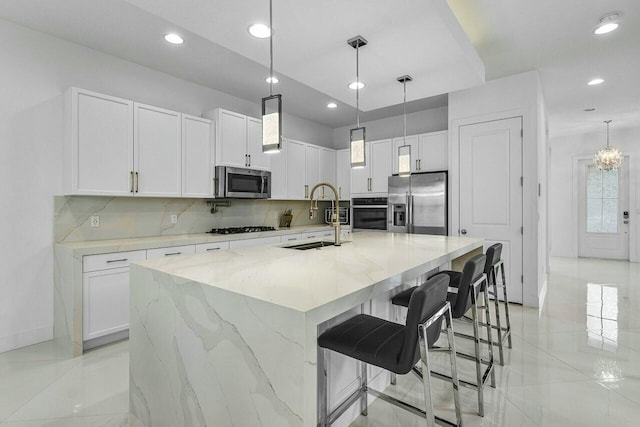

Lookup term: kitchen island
[129,232,483,427]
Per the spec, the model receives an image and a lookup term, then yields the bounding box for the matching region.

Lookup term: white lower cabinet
[229,236,282,249]
[195,241,230,253]
[281,234,302,243]
[146,244,196,259]
[302,230,334,240]
[82,249,146,343]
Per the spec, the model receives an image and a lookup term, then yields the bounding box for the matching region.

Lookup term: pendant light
[348,35,368,168]
[594,120,623,171]
[262,0,282,153]
[397,75,413,177]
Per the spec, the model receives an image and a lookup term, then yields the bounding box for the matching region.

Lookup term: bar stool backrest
[397,273,450,374]
[484,243,503,278]
[451,254,487,318]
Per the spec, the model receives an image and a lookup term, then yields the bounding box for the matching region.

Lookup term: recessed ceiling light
[164,33,184,45]
[348,81,365,90]
[266,76,279,84]
[594,13,620,35]
[327,102,338,109]
[588,78,604,86]
[584,107,597,112]
[248,24,271,38]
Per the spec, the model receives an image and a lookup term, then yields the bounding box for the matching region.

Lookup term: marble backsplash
[54,196,332,243]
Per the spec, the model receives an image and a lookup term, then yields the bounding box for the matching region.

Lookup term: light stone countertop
[132,232,484,313]
[56,224,339,256]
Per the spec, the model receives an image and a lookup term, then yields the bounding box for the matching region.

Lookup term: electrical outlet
[90,216,100,227]
[171,214,178,224]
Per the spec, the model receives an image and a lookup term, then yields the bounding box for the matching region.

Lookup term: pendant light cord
[403,79,407,146]
[269,0,273,97]
[356,43,360,128]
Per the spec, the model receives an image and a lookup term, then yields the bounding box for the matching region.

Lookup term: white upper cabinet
[319,148,337,188]
[214,109,270,171]
[392,135,419,175]
[65,88,134,196]
[305,144,320,192]
[247,117,271,170]
[370,139,392,193]
[351,139,392,195]
[418,131,448,171]
[215,109,246,168]
[133,103,182,197]
[182,115,214,198]
[269,143,287,199]
[286,139,306,199]
[336,149,351,200]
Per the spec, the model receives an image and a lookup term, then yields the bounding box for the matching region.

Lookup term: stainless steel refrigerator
[388,172,447,235]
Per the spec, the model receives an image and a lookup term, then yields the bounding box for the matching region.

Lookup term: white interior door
[459,117,523,303]
[578,159,629,260]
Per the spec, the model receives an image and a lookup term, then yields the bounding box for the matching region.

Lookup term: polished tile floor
[1,257,639,426]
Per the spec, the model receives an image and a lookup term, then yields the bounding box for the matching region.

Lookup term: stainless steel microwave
[214,166,271,199]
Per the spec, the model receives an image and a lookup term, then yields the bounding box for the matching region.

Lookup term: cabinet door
[83,267,130,341]
[282,233,302,243]
[319,148,337,188]
[287,140,307,199]
[336,149,351,200]
[350,143,371,194]
[418,131,448,171]
[270,143,287,199]
[305,145,320,190]
[392,135,419,174]
[134,103,181,197]
[370,139,392,193]
[246,117,271,171]
[182,115,214,198]
[216,109,247,168]
[71,89,134,195]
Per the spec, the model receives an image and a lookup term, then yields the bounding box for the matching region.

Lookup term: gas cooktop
[207,226,277,235]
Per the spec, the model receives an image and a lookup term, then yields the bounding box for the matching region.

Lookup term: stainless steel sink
[283,240,338,250]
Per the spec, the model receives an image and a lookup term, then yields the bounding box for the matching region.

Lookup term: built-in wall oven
[351,197,388,231]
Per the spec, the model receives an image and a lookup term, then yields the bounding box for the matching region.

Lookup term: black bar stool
[482,243,513,365]
[390,254,495,417]
[317,274,463,427]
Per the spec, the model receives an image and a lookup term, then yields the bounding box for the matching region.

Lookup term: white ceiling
[448,0,640,136]
[2,0,637,136]
[0,0,474,128]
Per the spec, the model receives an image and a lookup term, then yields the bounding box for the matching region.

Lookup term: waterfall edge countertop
[131,232,484,314]
[129,232,484,427]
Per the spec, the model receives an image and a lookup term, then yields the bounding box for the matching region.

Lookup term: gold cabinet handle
[130,171,134,193]
[416,159,419,170]
[339,186,342,199]
[418,159,422,170]
[304,184,309,198]
[135,172,139,193]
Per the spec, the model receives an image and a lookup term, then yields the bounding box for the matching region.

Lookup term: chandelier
[594,120,622,171]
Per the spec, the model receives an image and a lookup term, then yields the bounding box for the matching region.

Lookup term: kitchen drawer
[302,230,334,240]
[146,244,196,259]
[281,233,302,243]
[83,250,147,273]
[229,236,282,249]
[195,241,230,253]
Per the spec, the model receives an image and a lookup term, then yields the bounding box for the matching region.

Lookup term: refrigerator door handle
[407,193,413,233]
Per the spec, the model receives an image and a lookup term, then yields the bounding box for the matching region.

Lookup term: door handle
[460,229,467,235]
[248,154,251,167]
[339,186,342,199]
[130,171,134,193]
[418,159,422,170]
[304,184,309,198]
[206,247,221,251]
[135,172,139,193]
[415,159,419,170]
[245,154,248,167]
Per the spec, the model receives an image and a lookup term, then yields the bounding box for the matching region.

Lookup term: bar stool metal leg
[482,278,496,387]
[360,360,368,416]
[500,263,513,348]
[469,285,484,417]
[418,324,436,427]
[318,347,329,427]
[490,265,505,365]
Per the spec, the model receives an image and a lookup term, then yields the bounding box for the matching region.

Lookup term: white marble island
[129,232,483,427]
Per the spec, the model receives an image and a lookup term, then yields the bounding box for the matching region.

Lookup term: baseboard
[0,326,53,354]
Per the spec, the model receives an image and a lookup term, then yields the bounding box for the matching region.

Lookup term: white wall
[549,126,640,260]
[332,106,448,149]
[448,71,547,307]
[0,18,332,352]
